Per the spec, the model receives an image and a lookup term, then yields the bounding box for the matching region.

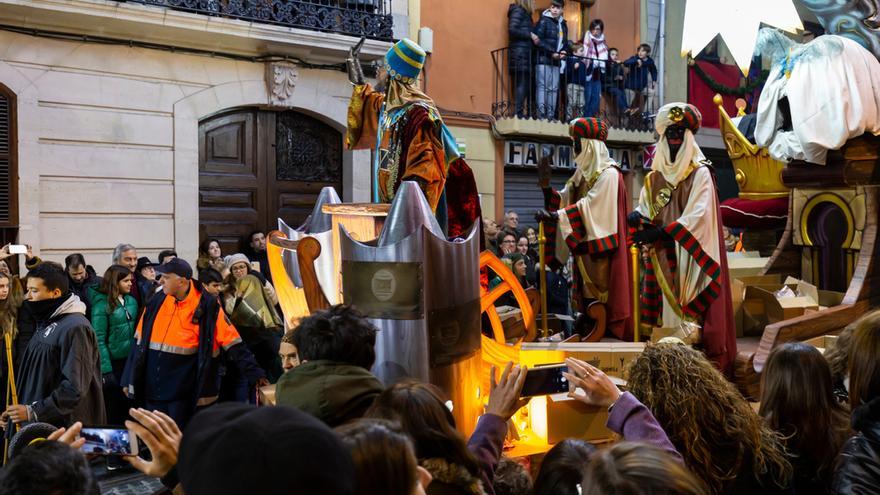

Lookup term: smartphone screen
[80,427,137,456]
[520,364,570,398]
[8,244,26,255]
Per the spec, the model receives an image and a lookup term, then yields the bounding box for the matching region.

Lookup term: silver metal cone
[300,186,341,234]
[274,186,342,304]
[377,181,444,246]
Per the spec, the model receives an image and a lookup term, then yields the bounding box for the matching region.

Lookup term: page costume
[542,118,632,340]
[634,103,736,374]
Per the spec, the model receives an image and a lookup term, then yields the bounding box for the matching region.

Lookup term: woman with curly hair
[627,343,792,494]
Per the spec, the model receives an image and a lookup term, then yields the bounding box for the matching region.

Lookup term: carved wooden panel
[275,111,342,183]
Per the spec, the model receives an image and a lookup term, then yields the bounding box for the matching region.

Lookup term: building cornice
[0,0,393,63]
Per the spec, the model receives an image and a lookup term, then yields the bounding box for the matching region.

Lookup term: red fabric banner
[687,61,742,129]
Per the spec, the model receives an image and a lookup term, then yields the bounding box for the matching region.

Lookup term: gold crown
[715,94,788,200]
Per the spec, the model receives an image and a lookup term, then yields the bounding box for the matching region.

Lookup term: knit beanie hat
[224,253,250,271]
[178,403,356,495]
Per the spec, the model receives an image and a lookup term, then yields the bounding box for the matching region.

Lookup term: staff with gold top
[535,118,634,341]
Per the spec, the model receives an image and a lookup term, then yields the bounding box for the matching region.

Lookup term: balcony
[491,47,657,142]
[115,0,394,41]
[0,0,396,62]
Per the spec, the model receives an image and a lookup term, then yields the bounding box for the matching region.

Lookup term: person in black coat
[531,0,569,120]
[507,1,535,118]
[833,310,880,494]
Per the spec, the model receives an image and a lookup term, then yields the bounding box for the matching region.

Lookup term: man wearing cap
[121,258,268,427]
[536,118,632,341]
[628,103,736,375]
[345,38,481,239]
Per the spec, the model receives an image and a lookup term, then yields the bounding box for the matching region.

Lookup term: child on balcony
[565,43,588,120]
[623,43,658,116]
[603,48,628,116]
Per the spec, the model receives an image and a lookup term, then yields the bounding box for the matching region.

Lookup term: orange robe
[345,84,446,212]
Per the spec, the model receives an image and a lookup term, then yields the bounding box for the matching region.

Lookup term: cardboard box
[741,276,820,328]
[805,334,840,354]
[519,342,645,379]
[727,254,770,280]
[528,393,613,444]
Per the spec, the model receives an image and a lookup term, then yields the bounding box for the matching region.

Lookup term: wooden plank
[323,203,391,216]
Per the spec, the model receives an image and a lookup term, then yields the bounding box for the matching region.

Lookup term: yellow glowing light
[681,0,803,73]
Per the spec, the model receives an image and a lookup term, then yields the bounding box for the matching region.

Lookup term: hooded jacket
[16,293,105,426]
[532,9,569,67]
[833,396,880,494]
[507,4,534,71]
[275,360,383,427]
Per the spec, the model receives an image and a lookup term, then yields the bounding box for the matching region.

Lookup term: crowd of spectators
[0,226,876,495]
[506,0,657,123]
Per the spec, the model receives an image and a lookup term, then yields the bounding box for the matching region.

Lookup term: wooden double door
[199,108,343,255]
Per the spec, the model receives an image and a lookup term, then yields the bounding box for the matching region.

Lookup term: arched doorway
[198,108,343,254]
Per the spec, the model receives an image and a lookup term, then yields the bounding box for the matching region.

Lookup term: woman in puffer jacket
[90,264,138,424]
[833,309,880,494]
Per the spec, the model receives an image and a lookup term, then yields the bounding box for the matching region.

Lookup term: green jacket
[275,360,384,427]
[88,288,138,374]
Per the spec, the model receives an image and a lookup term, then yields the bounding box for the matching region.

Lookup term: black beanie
[178,403,356,495]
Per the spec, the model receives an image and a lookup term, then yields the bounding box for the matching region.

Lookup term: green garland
[690,61,770,96]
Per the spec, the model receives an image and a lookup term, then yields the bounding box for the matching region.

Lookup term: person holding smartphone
[562,356,681,461]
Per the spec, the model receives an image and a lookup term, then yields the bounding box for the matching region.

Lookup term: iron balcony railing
[492,47,658,132]
[116,0,394,41]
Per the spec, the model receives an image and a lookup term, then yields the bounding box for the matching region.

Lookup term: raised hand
[125,408,182,477]
[347,36,366,86]
[563,357,621,408]
[485,362,530,420]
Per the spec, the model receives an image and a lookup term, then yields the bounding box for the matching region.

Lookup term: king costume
[345,38,481,239]
[632,103,736,374]
[541,118,633,340]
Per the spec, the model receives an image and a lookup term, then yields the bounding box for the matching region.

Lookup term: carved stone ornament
[267,62,300,107]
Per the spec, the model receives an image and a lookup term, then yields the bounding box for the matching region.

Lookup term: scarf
[570,139,616,188]
[384,78,436,113]
[229,275,281,331]
[25,292,71,323]
[585,32,608,73]
[651,130,706,187]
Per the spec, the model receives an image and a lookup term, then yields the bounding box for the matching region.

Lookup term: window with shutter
[0,87,17,229]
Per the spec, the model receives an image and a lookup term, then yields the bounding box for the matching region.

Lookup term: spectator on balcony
[565,43,588,120]
[583,19,608,118]
[532,0,569,120]
[508,0,535,118]
[623,43,658,116]
[603,47,628,115]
